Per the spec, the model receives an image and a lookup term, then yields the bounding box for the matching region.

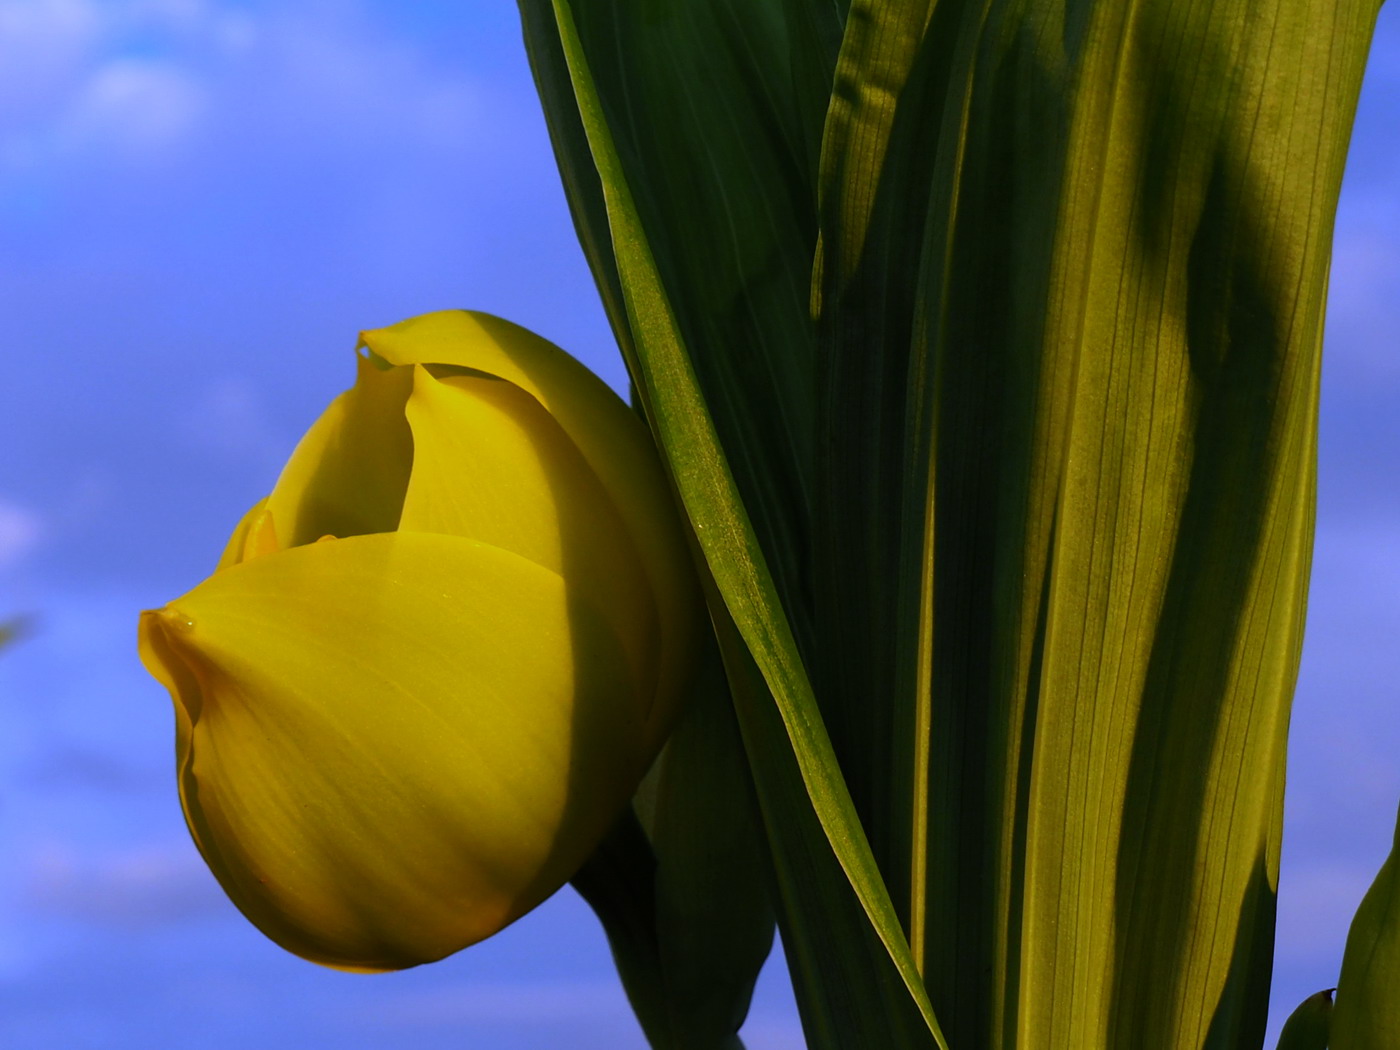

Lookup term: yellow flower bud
[138,310,699,973]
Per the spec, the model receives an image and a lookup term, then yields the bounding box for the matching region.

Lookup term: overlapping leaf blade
[809,1,1381,1047]
[519,1,943,1044]
[573,643,772,1050]
[542,0,825,637]
[710,605,940,1048]
[522,1,1384,1048]
[636,643,775,1050]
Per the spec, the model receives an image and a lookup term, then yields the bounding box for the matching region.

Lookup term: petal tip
[145,604,196,635]
[137,604,207,722]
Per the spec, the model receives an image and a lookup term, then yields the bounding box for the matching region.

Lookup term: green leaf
[1331,801,1400,1050]
[570,811,676,1047]
[810,0,1382,1047]
[636,640,775,1050]
[808,0,944,959]
[572,640,771,1050]
[520,2,946,1044]
[525,3,1384,1050]
[526,0,827,644]
[1275,990,1333,1050]
[711,605,939,1049]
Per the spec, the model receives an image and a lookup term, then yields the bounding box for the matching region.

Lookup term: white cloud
[0,0,207,169]
[57,58,205,156]
[178,375,289,469]
[0,498,41,570]
[0,0,102,124]
[25,839,224,927]
[195,4,490,175]
[0,0,491,177]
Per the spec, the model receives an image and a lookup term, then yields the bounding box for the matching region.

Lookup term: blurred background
[0,2,1396,1046]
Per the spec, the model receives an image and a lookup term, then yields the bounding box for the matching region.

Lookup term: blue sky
[0,2,1396,1047]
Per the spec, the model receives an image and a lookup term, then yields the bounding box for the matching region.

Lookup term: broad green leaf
[1331,801,1400,1050]
[812,0,1381,1048]
[808,0,943,959]
[1275,990,1333,1050]
[520,2,946,1044]
[524,3,1384,1050]
[637,669,773,1050]
[573,640,772,1050]
[571,813,675,1047]
[711,602,938,1049]
[527,0,828,644]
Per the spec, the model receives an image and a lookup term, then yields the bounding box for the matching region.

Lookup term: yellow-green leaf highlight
[866,1,1383,1047]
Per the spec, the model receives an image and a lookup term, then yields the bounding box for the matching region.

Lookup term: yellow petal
[400,365,659,711]
[360,311,699,730]
[137,531,644,972]
[265,355,414,549]
[215,497,270,571]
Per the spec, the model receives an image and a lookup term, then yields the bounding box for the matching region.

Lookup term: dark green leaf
[523,0,945,1043]
[1275,990,1333,1050]
[1331,801,1400,1050]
